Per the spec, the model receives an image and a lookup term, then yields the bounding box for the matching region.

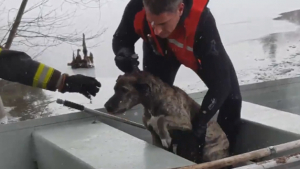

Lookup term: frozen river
[0,0,300,123]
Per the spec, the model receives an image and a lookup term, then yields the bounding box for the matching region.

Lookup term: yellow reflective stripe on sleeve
[42,67,54,89]
[32,64,54,89]
[0,48,2,53]
[32,64,45,87]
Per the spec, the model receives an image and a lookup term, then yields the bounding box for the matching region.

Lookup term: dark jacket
[0,47,62,91]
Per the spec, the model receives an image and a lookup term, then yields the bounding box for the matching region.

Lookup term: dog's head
[104,72,151,114]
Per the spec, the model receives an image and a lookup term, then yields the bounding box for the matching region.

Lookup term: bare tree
[4,0,28,49]
[0,0,107,123]
[0,0,107,58]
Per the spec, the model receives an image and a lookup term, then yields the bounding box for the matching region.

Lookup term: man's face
[145,3,184,38]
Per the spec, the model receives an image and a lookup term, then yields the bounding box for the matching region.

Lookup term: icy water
[1,0,300,123]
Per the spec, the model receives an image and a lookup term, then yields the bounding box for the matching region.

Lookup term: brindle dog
[104,71,229,164]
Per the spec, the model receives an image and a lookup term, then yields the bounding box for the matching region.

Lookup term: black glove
[114,48,139,73]
[60,74,101,99]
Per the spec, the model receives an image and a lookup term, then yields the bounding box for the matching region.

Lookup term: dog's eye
[121,87,129,93]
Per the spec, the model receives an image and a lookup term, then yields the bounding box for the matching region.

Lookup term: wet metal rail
[171,153,300,169]
[240,153,300,169]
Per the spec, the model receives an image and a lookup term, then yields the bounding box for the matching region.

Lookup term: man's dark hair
[142,0,183,15]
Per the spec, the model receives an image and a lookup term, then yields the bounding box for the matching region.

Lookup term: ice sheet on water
[1,0,300,122]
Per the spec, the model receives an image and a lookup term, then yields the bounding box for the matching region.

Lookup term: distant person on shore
[112,0,242,156]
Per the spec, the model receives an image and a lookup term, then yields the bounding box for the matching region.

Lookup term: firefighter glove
[59,74,101,99]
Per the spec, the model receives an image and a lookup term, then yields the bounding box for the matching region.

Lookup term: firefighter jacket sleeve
[112,0,143,57]
[192,9,232,126]
[0,48,62,91]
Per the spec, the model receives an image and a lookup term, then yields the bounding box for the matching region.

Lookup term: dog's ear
[132,66,141,73]
[133,82,150,96]
[116,75,123,82]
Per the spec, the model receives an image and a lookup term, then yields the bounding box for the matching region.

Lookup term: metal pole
[56,99,146,129]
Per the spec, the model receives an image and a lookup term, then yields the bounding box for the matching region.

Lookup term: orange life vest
[134,0,209,72]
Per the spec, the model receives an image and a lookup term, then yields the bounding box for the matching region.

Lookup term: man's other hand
[115,48,139,73]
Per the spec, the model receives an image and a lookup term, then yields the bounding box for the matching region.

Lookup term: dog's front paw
[161,138,172,148]
[172,144,178,154]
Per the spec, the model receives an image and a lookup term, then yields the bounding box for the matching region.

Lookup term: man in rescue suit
[0,47,101,99]
[112,0,242,156]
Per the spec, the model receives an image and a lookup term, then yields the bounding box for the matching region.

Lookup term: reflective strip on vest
[168,39,193,52]
[32,63,54,88]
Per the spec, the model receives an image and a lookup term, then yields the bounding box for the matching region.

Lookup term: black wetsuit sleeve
[112,0,143,56]
[193,8,232,125]
[0,48,62,91]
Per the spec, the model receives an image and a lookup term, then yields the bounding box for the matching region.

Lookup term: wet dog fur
[104,71,228,164]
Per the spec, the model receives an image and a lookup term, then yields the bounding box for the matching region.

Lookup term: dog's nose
[104,102,114,112]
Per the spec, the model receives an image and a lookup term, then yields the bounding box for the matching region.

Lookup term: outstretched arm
[0,48,63,91]
[0,47,101,99]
